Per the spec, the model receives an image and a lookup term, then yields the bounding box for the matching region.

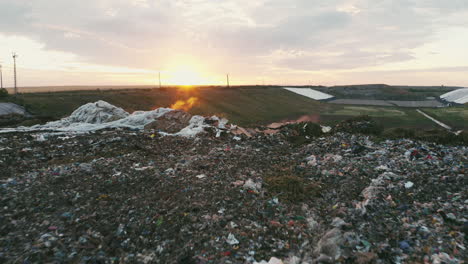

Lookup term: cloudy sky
[0,0,467,87]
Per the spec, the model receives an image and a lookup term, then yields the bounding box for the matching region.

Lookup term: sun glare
[165,65,208,86]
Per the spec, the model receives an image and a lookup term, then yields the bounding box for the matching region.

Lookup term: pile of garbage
[0,101,231,138]
[0,102,466,264]
[334,115,383,135]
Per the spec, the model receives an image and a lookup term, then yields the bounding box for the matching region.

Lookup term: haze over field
[0,0,468,87]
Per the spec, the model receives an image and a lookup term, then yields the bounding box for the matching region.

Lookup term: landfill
[0,101,466,263]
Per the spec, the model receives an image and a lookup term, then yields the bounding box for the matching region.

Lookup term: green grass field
[1,86,466,129]
[422,107,468,130]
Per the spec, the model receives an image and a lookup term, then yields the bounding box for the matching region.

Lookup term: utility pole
[226,73,230,88]
[158,71,162,88]
[12,52,18,95]
[0,63,3,89]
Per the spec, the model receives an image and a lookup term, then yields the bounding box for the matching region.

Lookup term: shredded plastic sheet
[0,101,226,138]
[64,101,129,123]
[254,257,284,264]
[174,115,208,138]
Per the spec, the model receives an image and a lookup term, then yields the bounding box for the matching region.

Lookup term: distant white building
[440,88,468,104]
[283,87,334,100]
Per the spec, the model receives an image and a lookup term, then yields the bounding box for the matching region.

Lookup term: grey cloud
[0,0,34,34]
[0,0,467,73]
[208,11,350,56]
[414,0,468,12]
[277,50,415,71]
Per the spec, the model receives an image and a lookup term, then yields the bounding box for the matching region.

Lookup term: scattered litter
[0,110,466,263]
[254,257,284,264]
[226,233,239,245]
[196,174,206,179]
[321,126,332,133]
[243,179,262,191]
[405,181,414,189]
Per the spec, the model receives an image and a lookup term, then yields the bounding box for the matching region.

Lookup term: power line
[0,63,3,89]
[158,71,161,88]
[12,52,18,95]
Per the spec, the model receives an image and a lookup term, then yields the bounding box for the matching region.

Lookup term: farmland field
[324,106,406,116]
[328,99,445,107]
[422,107,468,129]
[328,99,393,106]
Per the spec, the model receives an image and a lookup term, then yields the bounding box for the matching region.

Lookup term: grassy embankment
[1,86,466,129]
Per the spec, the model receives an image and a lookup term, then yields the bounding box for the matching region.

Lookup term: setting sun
[165,65,208,86]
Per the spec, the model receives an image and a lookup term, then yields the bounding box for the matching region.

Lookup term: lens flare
[170,97,199,111]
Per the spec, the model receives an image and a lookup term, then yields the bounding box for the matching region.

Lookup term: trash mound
[0,113,27,127]
[279,122,324,145]
[0,101,231,138]
[383,128,468,146]
[65,100,129,124]
[335,115,383,135]
[0,129,466,263]
[144,110,192,133]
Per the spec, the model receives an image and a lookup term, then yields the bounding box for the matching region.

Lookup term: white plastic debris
[35,134,47,142]
[331,217,346,228]
[271,197,279,205]
[307,217,319,231]
[305,155,317,166]
[0,102,172,133]
[431,252,459,264]
[321,125,332,133]
[164,168,175,174]
[243,179,261,191]
[1,101,234,138]
[254,257,284,264]
[375,165,390,171]
[405,181,414,189]
[174,115,207,138]
[66,101,129,124]
[324,154,342,163]
[446,213,457,220]
[196,174,206,179]
[226,233,239,245]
